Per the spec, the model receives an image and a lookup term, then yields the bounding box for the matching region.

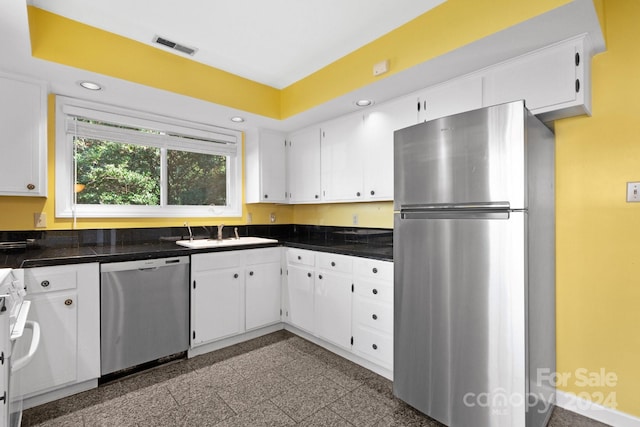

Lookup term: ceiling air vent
[152,35,198,56]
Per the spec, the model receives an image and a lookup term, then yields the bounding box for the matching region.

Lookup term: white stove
[0,269,40,427]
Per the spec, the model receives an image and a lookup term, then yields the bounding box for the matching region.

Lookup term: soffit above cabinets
[29,0,446,89]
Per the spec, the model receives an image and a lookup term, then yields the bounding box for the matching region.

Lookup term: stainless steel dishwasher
[100,256,189,376]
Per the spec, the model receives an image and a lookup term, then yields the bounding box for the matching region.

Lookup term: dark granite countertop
[0,225,393,269]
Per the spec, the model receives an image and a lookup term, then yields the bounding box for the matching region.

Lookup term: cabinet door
[419,75,484,122]
[321,114,364,202]
[362,96,417,201]
[287,127,321,203]
[286,264,315,333]
[15,291,77,396]
[314,271,352,350]
[0,74,47,197]
[245,262,281,330]
[484,40,582,116]
[246,130,287,203]
[191,267,244,345]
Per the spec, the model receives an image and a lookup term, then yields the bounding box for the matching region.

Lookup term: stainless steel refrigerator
[393,100,556,427]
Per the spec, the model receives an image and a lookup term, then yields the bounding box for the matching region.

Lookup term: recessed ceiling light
[355,99,373,107]
[230,116,245,123]
[79,81,102,91]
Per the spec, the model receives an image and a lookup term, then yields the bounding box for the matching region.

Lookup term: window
[55,96,242,218]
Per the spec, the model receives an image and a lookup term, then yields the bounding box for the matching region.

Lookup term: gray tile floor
[23,331,609,426]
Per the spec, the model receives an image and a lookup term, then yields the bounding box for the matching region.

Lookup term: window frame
[55,96,243,218]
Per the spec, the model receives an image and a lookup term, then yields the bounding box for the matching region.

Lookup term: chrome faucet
[217,224,224,241]
[184,222,193,241]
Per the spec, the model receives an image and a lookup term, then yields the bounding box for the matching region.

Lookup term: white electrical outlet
[34,212,47,228]
[352,214,359,225]
[247,212,253,224]
[373,59,389,76]
[627,182,640,202]
[270,213,276,223]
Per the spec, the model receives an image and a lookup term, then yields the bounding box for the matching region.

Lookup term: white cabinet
[245,248,282,330]
[352,258,394,370]
[418,75,484,122]
[484,35,592,121]
[285,248,394,371]
[15,263,100,397]
[314,253,353,350]
[361,96,418,201]
[191,248,282,347]
[245,130,287,203]
[287,127,321,203]
[285,249,316,333]
[320,114,364,202]
[191,252,244,345]
[0,73,47,197]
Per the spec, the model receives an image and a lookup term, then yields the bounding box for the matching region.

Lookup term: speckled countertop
[0,225,393,269]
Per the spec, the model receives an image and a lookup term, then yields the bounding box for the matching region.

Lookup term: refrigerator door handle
[400,210,510,220]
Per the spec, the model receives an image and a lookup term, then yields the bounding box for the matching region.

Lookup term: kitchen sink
[176,236,278,249]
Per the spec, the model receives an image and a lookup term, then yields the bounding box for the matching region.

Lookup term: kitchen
[0,0,638,426]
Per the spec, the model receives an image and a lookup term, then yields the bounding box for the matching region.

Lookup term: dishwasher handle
[101,256,190,273]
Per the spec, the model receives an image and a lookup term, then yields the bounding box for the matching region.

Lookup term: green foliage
[74,137,227,207]
[167,150,227,206]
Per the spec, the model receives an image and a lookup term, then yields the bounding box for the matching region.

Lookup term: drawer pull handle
[318,275,323,280]
[307,272,312,278]
[372,268,378,274]
[298,256,302,260]
[372,344,378,350]
[331,261,336,267]
[372,314,378,320]
[372,289,378,295]
[64,299,73,306]
[234,273,239,279]
[249,271,254,276]
[41,280,50,288]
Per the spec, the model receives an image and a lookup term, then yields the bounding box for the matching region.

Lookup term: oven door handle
[12,321,41,373]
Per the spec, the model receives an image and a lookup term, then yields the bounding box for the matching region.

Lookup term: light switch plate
[627,182,640,202]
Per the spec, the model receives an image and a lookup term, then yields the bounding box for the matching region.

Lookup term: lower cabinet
[352,258,394,370]
[285,248,393,371]
[190,247,281,348]
[15,263,100,398]
[314,253,353,350]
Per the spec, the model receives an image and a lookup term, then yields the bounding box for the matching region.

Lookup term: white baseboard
[556,390,640,427]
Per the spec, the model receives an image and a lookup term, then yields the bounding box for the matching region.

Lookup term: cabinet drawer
[354,279,393,304]
[317,252,352,274]
[24,266,78,294]
[245,247,281,265]
[287,248,315,267]
[353,325,393,368]
[192,251,242,271]
[353,296,393,334]
[354,258,393,282]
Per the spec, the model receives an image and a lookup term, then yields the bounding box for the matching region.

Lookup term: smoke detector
[152,35,198,56]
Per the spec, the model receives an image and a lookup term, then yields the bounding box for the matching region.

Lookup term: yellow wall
[555,0,640,416]
[4,0,640,418]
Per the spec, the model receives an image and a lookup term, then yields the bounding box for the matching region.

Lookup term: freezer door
[394,101,527,210]
[393,212,527,427]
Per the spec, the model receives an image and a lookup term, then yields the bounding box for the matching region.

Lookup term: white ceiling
[30,0,446,89]
[1,1,604,135]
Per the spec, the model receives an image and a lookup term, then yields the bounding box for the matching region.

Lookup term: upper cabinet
[418,75,484,123]
[245,130,287,203]
[483,35,592,122]
[287,127,322,203]
[0,73,47,197]
[321,114,365,202]
[250,35,594,205]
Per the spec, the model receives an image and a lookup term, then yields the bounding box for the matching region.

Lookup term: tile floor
[23,330,609,426]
